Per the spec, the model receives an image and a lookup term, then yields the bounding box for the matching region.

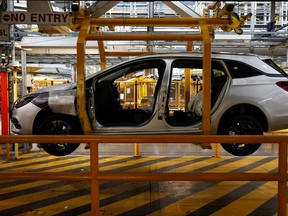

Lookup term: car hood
[34,83,75,93]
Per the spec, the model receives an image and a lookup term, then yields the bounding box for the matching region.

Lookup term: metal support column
[76,18,92,134]
[0,71,10,159]
[21,49,26,96]
[200,21,211,135]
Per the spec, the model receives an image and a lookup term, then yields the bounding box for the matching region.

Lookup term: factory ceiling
[1,1,287,67]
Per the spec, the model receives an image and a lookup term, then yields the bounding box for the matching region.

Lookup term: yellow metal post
[213,143,220,158]
[177,81,181,109]
[6,143,10,159]
[97,40,106,70]
[134,143,140,157]
[76,18,92,134]
[184,41,193,111]
[133,80,141,157]
[14,143,18,159]
[134,80,138,109]
[13,68,18,101]
[200,21,212,135]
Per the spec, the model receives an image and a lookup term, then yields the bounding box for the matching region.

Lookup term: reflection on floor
[74,142,279,157]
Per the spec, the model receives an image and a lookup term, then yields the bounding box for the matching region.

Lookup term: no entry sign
[1,12,70,25]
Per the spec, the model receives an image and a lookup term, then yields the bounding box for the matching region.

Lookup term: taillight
[276,81,288,92]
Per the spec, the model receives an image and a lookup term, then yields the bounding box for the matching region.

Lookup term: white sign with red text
[1,12,70,25]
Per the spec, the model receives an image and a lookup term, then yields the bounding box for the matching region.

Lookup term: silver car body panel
[48,90,77,116]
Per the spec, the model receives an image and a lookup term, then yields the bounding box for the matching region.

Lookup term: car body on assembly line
[10,52,288,156]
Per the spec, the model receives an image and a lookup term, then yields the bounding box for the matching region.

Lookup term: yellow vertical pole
[98,40,106,70]
[124,86,127,105]
[134,80,138,109]
[214,143,220,158]
[177,82,181,109]
[134,143,140,157]
[14,143,18,159]
[133,80,140,157]
[13,68,18,101]
[200,21,211,136]
[76,18,92,134]
[184,41,193,111]
[6,143,10,159]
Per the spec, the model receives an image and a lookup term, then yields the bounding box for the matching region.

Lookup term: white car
[10,52,288,156]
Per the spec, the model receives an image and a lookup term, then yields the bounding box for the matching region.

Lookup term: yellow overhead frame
[74,2,252,136]
[75,17,229,136]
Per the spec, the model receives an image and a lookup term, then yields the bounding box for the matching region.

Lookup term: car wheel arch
[33,107,82,135]
[217,103,268,134]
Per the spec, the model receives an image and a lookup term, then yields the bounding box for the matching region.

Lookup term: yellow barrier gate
[0,134,287,215]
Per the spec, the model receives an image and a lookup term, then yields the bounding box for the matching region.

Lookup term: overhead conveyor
[75,17,217,137]
[71,1,252,140]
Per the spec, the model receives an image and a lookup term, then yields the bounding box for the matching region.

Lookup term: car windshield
[262,59,288,77]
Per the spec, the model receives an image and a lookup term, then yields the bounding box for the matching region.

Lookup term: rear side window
[225,60,262,78]
[262,59,288,77]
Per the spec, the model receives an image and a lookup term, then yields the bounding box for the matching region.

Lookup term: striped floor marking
[0,153,284,215]
[120,157,276,216]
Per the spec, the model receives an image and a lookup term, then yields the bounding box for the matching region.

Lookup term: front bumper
[10,103,42,135]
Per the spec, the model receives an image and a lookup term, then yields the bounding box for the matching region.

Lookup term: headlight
[14,93,40,108]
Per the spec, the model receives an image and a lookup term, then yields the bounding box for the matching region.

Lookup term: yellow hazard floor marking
[101,158,245,215]
[29,194,91,216]
[29,182,151,216]
[100,188,164,215]
[0,180,58,196]
[0,154,281,216]
[165,157,227,173]
[7,156,90,172]
[148,157,278,216]
[13,157,182,215]
[211,159,279,216]
[211,182,278,216]
[0,181,87,210]
[99,156,166,172]
[165,156,257,174]
[0,155,129,173]
[16,157,201,215]
[150,181,252,216]
[0,154,57,168]
[101,157,242,215]
[207,156,269,173]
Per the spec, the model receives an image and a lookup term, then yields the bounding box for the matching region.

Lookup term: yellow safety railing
[0,134,287,215]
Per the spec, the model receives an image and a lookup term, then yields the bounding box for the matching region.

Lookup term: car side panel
[214,76,288,132]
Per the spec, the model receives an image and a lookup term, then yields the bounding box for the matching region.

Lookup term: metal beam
[78,17,229,26]
[163,1,201,17]
[88,1,120,18]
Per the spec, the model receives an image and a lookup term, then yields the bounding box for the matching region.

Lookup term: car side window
[165,59,227,126]
[94,60,165,126]
[225,60,262,78]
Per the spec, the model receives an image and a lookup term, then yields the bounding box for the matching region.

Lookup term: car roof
[88,51,276,78]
